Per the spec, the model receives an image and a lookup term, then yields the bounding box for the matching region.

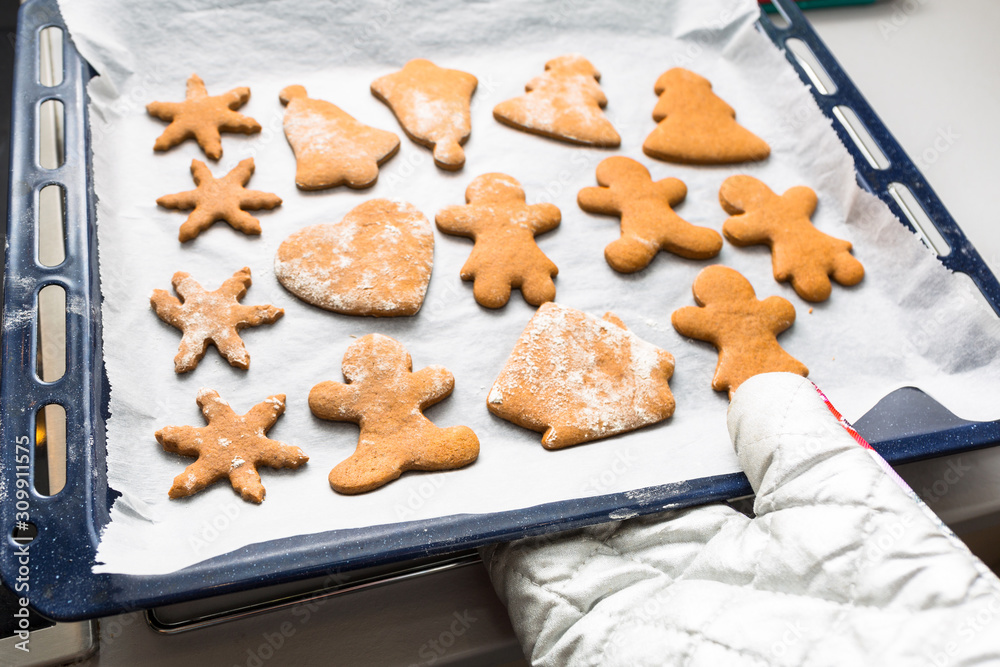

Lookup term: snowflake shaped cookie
[156,389,308,503]
[147,73,261,160]
[150,267,283,373]
[157,158,282,242]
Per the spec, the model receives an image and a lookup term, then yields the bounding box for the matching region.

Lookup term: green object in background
[760,0,876,12]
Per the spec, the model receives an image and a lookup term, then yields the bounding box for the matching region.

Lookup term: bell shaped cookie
[279,85,399,190]
[372,59,478,170]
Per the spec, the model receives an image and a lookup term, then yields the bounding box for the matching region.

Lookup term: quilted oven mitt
[482,373,1000,666]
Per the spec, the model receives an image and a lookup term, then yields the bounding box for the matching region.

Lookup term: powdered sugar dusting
[494,55,617,144]
[197,387,229,407]
[489,303,674,446]
[274,199,433,315]
[372,60,474,165]
[403,90,470,142]
[285,105,388,158]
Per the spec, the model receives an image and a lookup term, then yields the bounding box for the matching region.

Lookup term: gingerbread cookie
[488,302,675,449]
[720,175,864,302]
[309,334,479,494]
[371,59,478,171]
[147,74,261,160]
[642,68,770,165]
[578,156,722,273]
[493,54,620,147]
[274,199,433,317]
[671,265,807,398]
[279,85,399,190]
[436,173,560,308]
[150,267,283,373]
[156,389,308,503]
[156,158,282,242]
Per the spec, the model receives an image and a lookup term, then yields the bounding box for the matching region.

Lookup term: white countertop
[808,0,1000,273]
[808,0,1000,540]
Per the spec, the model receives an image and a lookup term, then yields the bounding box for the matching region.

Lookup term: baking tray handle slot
[762,0,1000,316]
[2,0,106,613]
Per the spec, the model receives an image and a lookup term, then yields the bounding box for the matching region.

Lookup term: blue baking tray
[3,0,1000,621]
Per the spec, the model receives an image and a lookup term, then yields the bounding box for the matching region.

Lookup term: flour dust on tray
[274,199,433,316]
[309,334,480,494]
[493,54,620,147]
[488,302,676,449]
[279,85,400,190]
[371,58,478,171]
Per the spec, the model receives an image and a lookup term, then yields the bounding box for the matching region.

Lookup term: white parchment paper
[54,0,1000,575]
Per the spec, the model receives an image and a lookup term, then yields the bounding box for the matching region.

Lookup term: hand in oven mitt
[481,373,1000,666]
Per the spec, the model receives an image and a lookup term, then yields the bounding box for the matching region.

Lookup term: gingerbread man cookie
[150,267,283,373]
[371,59,478,171]
[156,389,308,503]
[493,54,620,147]
[156,158,282,242]
[720,175,864,302]
[488,302,676,449]
[643,68,770,165]
[671,265,807,398]
[436,173,560,308]
[279,85,400,190]
[577,156,722,273]
[309,334,479,494]
[147,74,261,160]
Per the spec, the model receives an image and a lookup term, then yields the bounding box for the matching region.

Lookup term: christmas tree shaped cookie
[493,54,620,147]
[488,303,675,449]
[643,68,770,165]
[309,334,480,494]
[720,175,864,302]
[578,156,722,273]
[671,265,807,398]
[279,85,400,190]
[436,173,560,308]
[371,59,478,171]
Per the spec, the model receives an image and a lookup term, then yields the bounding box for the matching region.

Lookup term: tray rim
[3,0,1000,621]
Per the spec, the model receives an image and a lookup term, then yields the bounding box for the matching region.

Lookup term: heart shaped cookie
[275,199,433,316]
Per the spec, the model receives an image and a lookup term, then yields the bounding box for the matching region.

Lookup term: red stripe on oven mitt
[482,373,1000,667]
